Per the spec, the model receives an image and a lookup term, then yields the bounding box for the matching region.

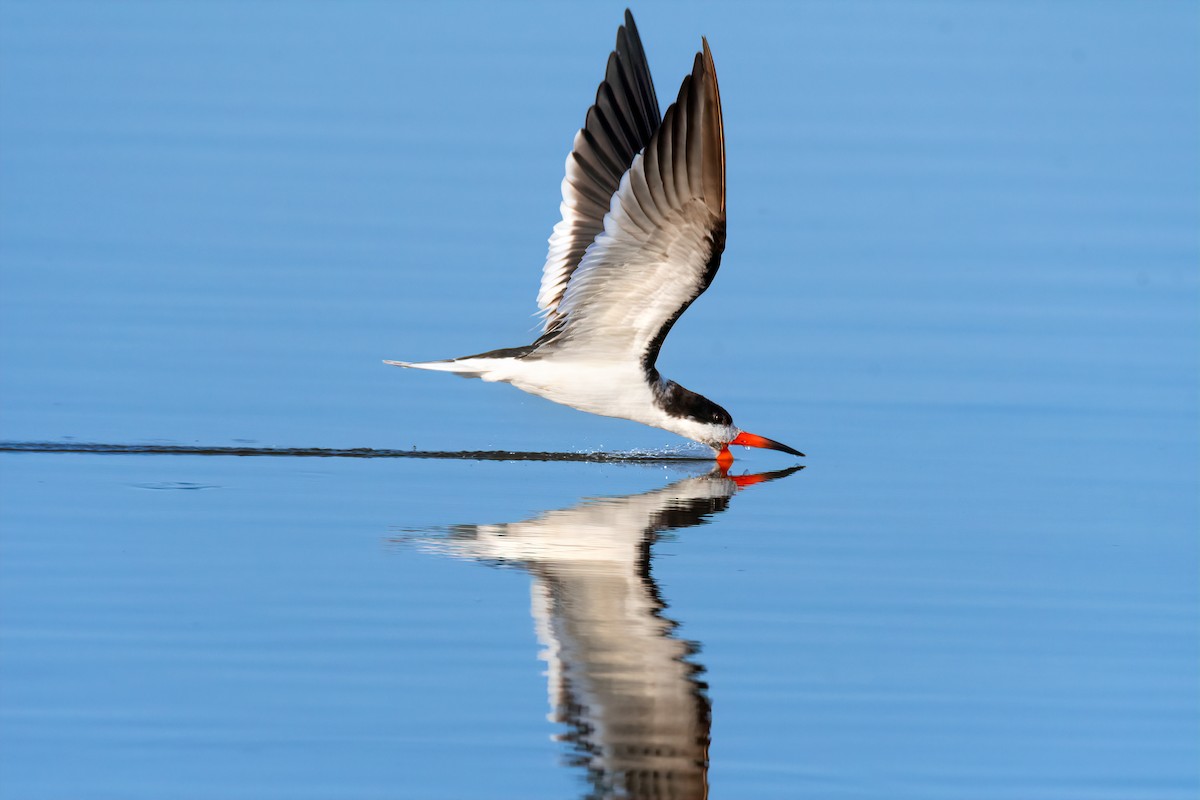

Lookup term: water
[1,2,1197,798]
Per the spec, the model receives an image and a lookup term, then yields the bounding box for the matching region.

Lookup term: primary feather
[538,10,663,333]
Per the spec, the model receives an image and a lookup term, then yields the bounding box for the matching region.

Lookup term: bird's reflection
[400,465,800,799]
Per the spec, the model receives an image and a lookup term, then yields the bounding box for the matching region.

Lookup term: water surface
[1,2,1197,798]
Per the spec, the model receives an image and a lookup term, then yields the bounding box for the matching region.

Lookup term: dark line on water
[0,441,712,464]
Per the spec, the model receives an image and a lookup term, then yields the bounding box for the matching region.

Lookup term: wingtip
[697,36,718,86]
[701,37,718,73]
[692,34,724,216]
[622,9,642,51]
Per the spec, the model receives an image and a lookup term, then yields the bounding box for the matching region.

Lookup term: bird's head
[655,380,803,461]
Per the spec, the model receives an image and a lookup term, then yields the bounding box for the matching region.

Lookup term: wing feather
[537,11,661,332]
[544,40,727,373]
[670,81,690,203]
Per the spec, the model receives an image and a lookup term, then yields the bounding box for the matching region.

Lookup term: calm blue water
[1,2,1197,798]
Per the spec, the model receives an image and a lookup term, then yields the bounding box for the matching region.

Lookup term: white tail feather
[385,359,461,372]
[383,358,501,380]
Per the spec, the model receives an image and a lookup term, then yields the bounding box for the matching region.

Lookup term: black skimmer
[386,11,802,465]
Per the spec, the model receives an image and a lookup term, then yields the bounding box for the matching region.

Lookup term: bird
[386,10,802,465]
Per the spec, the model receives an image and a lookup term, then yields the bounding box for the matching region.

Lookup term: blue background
[1,2,1197,798]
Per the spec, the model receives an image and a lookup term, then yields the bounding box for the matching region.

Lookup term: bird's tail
[388,351,532,380]
[385,344,535,381]
[383,358,488,379]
